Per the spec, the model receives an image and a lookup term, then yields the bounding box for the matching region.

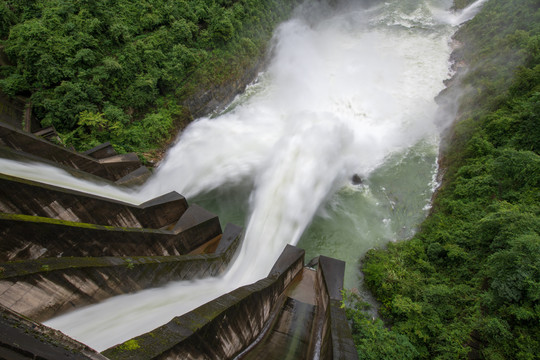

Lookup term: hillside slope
[350,0,540,358]
[0,0,298,160]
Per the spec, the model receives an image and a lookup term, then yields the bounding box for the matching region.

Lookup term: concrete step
[115,166,152,186]
[32,126,61,143]
[83,142,117,159]
[97,153,142,180]
[0,122,144,181]
[0,305,107,360]
[0,205,222,261]
[0,224,242,322]
[0,173,187,229]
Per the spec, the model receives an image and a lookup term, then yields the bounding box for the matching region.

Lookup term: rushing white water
[40,0,487,351]
[0,158,146,204]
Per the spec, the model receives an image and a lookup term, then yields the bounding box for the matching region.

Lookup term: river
[2,0,487,351]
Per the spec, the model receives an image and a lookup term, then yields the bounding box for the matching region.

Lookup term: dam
[0,0,489,358]
[0,122,356,359]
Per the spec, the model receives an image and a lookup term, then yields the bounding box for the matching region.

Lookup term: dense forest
[0,0,297,160]
[346,0,540,359]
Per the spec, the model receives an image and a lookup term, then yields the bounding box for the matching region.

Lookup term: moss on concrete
[0,253,229,279]
[1,212,118,231]
[118,339,140,351]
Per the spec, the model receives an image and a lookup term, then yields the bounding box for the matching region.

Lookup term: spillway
[3,0,487,351]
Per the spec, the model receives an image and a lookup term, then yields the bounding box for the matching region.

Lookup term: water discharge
[39,0,487,351]
[0,158,146,205]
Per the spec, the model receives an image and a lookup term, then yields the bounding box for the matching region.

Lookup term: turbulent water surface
[33,0,488,350]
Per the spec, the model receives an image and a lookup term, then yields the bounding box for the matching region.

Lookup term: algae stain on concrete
[118,339,140,351]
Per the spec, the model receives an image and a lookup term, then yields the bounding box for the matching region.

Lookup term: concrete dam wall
[0,120,358,359]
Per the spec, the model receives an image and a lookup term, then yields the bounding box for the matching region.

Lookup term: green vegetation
[347,0,540,358]
[343,290,419,360]
[451,0,476,10]
[0,0,297,158]
[40,264,49,271]
[117,339,140,351]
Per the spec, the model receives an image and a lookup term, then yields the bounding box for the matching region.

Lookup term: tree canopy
[0,0,297,158]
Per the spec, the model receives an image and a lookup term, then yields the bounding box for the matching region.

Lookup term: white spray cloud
[431,0,489,26]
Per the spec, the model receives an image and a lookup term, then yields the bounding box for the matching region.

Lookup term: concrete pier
[0,305,108,360]
[0,205,222,261]
[0,173,188,228]
[103,245,358,360]
[0,224,241,322]
[0,122,147,182]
